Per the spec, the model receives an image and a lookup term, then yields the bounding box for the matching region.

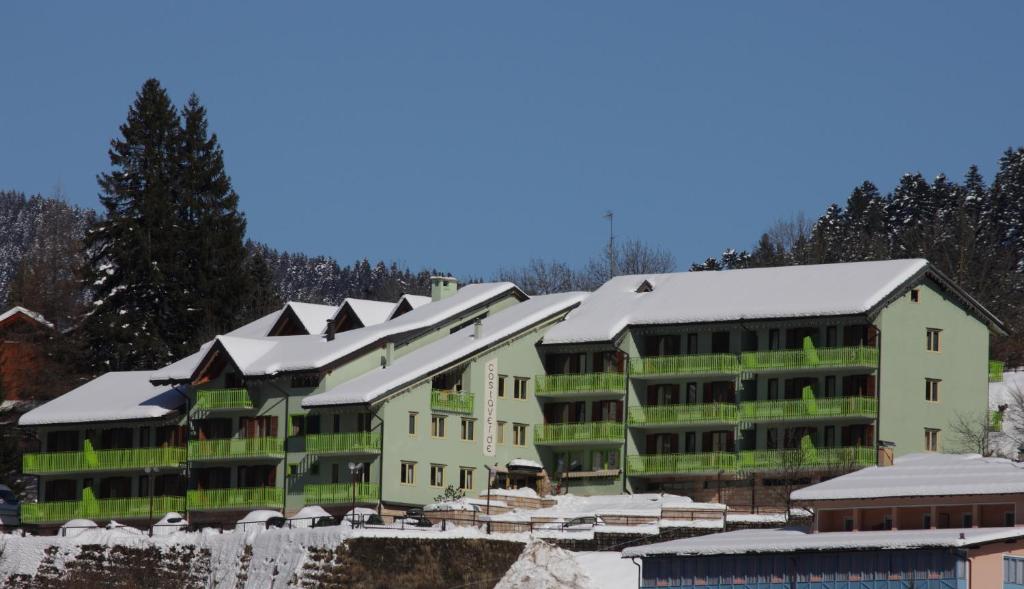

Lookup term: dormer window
[636,280,654,294]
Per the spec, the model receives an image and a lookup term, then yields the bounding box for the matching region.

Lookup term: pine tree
[82,79,184,370]
[238,247,283,324]
[179,94,250,342]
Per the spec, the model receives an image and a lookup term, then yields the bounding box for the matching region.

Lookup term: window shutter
[645,434,657,453]
[866,376,876,398]
[615,351,625,373]
[866,326,878,347]
[703,383,713,403]
[615,401,624,422]
[865,424,875,447]
[726,431,735,452]
[702,432,713,451]
[647,386,659,406]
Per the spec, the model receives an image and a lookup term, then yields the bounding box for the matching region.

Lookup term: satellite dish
[348,462,356,469]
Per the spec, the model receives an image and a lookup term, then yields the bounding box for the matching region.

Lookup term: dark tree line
[693,149,1024,365]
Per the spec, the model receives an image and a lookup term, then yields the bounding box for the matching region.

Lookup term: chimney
[473,319,483,339]
[430,276,458,301]
[325,318,336,342]
[877,441,895,467]
[383,342,394,368]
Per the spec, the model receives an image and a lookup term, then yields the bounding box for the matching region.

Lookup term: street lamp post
[347,462,363,526]
[144,466,157,537]
[484,463,497,534]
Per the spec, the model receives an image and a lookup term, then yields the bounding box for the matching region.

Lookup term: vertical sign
[483,358,498,456]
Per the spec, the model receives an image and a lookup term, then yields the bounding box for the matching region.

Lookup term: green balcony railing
[430,389,474,413]
[629,354,741,377]
[533,422,624,444]
[194,388,253,411]
[188,437,282,460]
[304,482,380,505]
[991,410,1005,432]
[534,373,625,395]
[990,360,1006,383]
[737,446,876,471]
[23,446,186,475]
[628,403,739,426]
[627,452,738,476]
[21,495,185,524]
[739,396,877,422]
[304,432,381,454]
[741,345,878,372]
[187,487,283,511]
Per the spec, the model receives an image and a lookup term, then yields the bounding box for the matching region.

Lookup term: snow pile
[289,505,332,528]
[235,510,283,532]
[495,540,594,589]
[424,499,479,512]
[570,552,638,589]
[58,519,98,537]
[481,487,540,499]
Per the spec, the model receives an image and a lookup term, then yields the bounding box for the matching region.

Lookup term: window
[926,328,941,352]
[923,513,932,529]
[883,515,893,530]
[825,325,838,347]
[685,382,698,403]
[459,467,474,490]
[498,375,506,397]
[711,331,730,354]
[824,426,836,447]
[1007,512,1016,526]
[514,378,528,400]
[310,462,320,476]
[357,412,373,432]
[461,418,475,441]
[290,414,306,437]
[400,462,415,485]
[686,333,698,354]
[408,412,417,435]
[843,517,854,531]
[497,421,506,444]
[291,373,318,388]
[962,513,973,528]
[911,288,920,303]
[768,328,781,350]
[138,426,151,448]
[331,463,340,484]
[513,423,527,446]
[925,428,940,452]
[925,379,940,402]
[767,379,779,400]
[431,415,446,438]
[592,449,620,471]
[824,376,836,397]
[430,464,445,487]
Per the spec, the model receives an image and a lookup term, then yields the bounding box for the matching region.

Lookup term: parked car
[265,516,288,529]
[310,515,338,528]
[561,516,605,530]
[401,515,434,528]
[0,485,20,527]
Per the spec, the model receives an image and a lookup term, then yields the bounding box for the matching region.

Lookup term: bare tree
[948,410,994,455]
[495,259,579,295]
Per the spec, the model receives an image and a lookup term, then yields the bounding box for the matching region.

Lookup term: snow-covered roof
[543,259,930,344]
[387,294,432,319]
[623,526,1024,557]
[487,493,725,523]
[153,282,525,382]
[337,298,395,328]
[285,302,340,334]
[19,371,185,426]
[225,308,284,338]
[0,306,53,329]
[790,452,1024,501]
[303,292,584,408]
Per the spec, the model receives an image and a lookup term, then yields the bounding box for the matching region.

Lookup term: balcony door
[702,381,736,403]
[196,418,232,440]
[644,335,680,357]
[646,433,678,455]
[194,467,231,490]
[591,400,624,422]
[544,401,585,424]
[240,416,278,438]
[238,465,276,488]
[702,431,735,452]
[647,384,680,406]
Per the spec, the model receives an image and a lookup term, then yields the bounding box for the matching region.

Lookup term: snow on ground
[495,540,595,589]
[571,551,638,589]
[487,492,723,523]
[0,522,531,588]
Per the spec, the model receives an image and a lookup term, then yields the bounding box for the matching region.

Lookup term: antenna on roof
[603,210,615,279]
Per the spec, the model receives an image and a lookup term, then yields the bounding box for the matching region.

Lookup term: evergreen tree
[179,94,250,342]
[237,246,282,324]
[81,79,184,370]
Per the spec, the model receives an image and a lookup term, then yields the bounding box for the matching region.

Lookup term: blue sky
[1,2,1022,277]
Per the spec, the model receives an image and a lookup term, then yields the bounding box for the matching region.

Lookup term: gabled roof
[543,259,1003,345]
[285,302,341,334]
[790,452,1024,501]
[335,298,396,329]
[0,306,54,329]
[303,292,586,408]
[19,371,185,426]
[622,526,1024,557]
[387,294,432,320]
[151,282,526,382]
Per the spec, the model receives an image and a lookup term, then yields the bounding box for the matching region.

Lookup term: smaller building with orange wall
[625,452,1024,588]
[0,306,54,401]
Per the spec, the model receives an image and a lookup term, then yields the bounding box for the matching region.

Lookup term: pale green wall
[875,279,989,455]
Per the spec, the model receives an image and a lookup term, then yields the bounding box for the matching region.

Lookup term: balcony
[627,452,738,476]
[990,360,1005,383]
[21,495,185,524]
[194,388,253,411]
[739,396,877,423]
[737,446,876,472]
[740,346,878,372]
[627,403,739,427]
[533,422,624,445]
[534,373,625,396]
[304,482,379,505]
[304,432,381,455]
[187,486,283,511]
[629,354,741,378]
[430,389,474,413]
[23,446,185,475]
[188,437,283,460]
